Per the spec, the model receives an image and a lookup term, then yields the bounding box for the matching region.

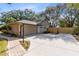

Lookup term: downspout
[22,23,24,43]
[20,24,21,37]
[36,25,38,34]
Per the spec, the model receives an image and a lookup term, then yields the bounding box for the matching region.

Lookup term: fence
[47,27,74,34]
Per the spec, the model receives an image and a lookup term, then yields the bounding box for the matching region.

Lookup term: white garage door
[37,26,47,33]
[20,24,37,36]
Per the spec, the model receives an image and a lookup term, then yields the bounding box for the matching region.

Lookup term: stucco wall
[10,23,20,35]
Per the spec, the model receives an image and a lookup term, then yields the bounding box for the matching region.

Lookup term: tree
[0,9,36,23]
[67,3,79,26]
[59,19,66,27]
[59,4,79,27]
[40,4,63,27]
[67,3,79,9]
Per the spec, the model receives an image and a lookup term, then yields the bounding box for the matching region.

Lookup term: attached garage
[9,20,49,37]
[20,24,37,36]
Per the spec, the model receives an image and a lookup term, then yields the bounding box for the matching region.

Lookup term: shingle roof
[17,20,39,25]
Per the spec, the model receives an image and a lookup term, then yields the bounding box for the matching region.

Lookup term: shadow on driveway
[27,34,78,44]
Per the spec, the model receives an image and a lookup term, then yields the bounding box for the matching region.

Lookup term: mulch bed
[73,35,79,42]
[19,40,30,50]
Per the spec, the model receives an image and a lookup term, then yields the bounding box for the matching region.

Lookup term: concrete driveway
[24,34,79,56]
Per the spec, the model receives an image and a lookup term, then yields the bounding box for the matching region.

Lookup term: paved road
[24,34,79,56]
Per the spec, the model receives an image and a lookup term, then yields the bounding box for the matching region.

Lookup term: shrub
[1,30,9,34]
[0,24,18,37]
[59,20,66,27]
[74,27,79,35]
[1,30,17,37]
[0,24,11,30]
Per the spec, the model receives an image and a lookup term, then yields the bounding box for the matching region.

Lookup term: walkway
[0,35,26,56]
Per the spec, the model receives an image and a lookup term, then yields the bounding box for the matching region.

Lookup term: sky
[0,3,59,13]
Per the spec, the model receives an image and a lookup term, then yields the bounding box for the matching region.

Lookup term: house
[9,20,49,37]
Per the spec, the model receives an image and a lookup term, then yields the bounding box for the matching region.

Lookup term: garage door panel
[21,24,37,36]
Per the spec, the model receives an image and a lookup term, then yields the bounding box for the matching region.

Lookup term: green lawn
[0,38,8,56]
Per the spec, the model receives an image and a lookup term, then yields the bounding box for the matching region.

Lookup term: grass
[0,38,8,56]
[19,40,30,50]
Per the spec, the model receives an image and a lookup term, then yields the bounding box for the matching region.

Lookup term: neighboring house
[9,20,49,37]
